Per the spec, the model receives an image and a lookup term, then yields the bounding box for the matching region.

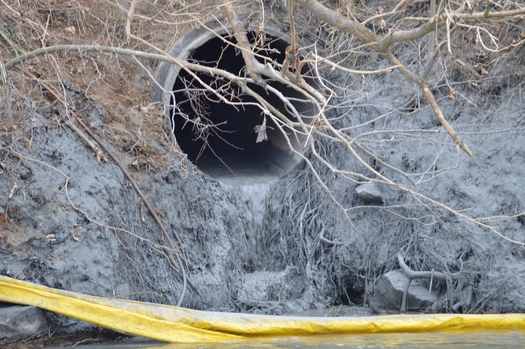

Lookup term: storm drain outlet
[155,21,320,179]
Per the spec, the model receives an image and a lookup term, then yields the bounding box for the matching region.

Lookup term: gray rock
[369,270,438,313]
[0,305,48,341]
[355,182,383,204]
[238,266,305,304]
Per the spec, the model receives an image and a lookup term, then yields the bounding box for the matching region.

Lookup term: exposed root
[397,253,450,313]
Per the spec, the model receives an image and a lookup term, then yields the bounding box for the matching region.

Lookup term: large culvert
[155,20,320,180]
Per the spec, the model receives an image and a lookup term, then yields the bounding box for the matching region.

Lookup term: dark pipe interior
[171,32,316,178]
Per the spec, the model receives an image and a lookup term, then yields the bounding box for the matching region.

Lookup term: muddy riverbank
[1,0,525,346]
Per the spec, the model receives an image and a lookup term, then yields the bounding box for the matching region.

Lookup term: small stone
[356,182,383,204]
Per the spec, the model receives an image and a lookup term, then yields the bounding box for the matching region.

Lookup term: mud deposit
[1,0,525,346]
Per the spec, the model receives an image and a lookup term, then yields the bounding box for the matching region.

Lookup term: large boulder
[370,270,438,313]
[0,305,48,342]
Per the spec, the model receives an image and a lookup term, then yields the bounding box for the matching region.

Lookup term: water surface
[61,331,525,349]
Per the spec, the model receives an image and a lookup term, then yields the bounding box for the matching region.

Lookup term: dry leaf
[254,122,268,143]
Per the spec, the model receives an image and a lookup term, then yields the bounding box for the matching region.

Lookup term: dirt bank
[1,0,525,345]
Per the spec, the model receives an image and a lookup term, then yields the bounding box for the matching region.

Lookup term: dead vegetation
[1,0,525,325]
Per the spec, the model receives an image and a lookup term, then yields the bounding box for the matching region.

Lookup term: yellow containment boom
[1,275,524,343]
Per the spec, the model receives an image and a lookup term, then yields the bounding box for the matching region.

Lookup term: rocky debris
[0,305,48,342]
[369,270,438,314]
[355,182,383,204]
[237,267,306,311]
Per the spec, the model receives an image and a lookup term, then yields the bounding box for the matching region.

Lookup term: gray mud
[1,2,525,339]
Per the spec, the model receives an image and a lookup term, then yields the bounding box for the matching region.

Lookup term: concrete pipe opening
[155,22,320,180]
